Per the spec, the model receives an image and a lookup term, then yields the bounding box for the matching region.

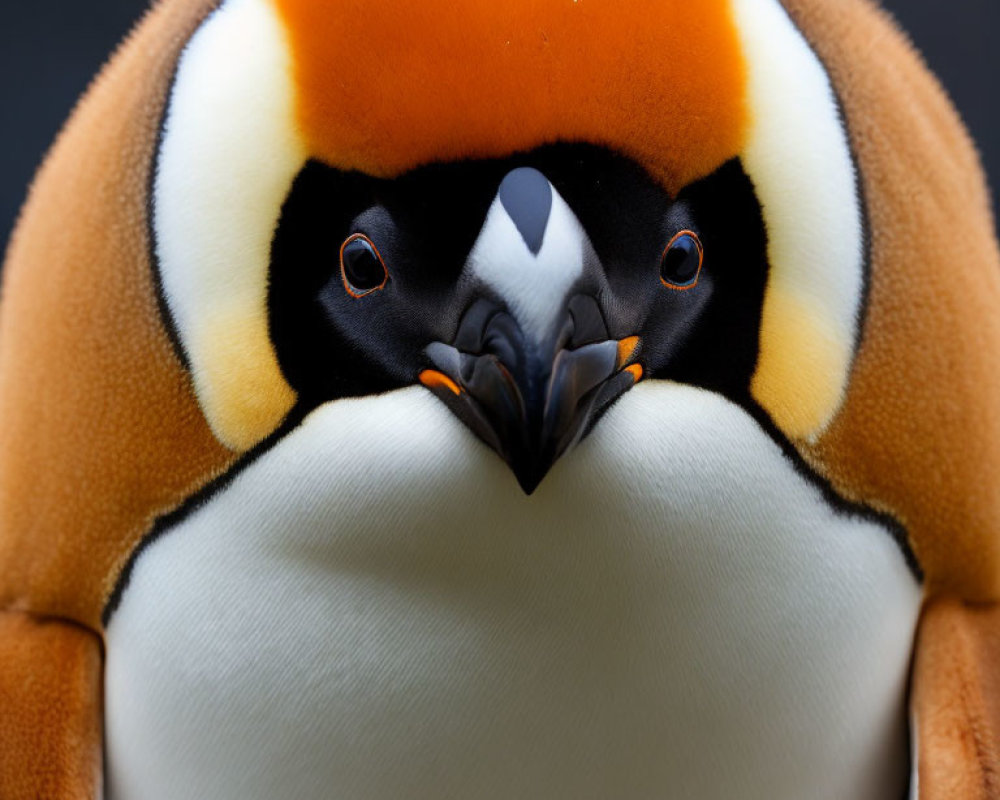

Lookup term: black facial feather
[664,159,769,403]
[268,144,770,417]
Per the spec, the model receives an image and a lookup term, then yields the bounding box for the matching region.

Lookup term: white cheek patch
[466,184,587,344]
[732,0,865,441]
[154,0,306,451]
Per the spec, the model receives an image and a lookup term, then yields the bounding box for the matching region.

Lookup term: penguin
[0,0,997,798]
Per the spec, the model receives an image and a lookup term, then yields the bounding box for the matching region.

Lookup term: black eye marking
[660,230,704,290]
[340,233,389,297]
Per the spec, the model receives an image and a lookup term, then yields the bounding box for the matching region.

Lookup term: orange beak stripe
[623,364,644,383]
[616,336,641,369]
[419,369,463,396]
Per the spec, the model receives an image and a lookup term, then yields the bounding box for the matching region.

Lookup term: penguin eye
[660,230,703,290]
[340,233,389,298]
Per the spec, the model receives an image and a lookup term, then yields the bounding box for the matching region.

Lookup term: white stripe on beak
[465,176,588,345]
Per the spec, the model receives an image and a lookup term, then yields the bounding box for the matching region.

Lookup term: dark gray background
[1,0,998,250]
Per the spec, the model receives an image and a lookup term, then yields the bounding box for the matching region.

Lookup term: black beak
[421,296,642,494]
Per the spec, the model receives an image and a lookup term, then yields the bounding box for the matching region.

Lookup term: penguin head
[155,0,864,494]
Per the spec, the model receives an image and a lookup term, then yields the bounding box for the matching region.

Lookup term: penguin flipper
[0,612,102,800]
[912,599,1000,798]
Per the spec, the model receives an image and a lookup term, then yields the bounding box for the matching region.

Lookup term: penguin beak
[420,300,642,494]
[417,166,642,493]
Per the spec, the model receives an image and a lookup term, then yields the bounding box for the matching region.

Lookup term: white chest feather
[105,384,920,800]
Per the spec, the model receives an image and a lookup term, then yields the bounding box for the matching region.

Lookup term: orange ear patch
[274,0,747,194]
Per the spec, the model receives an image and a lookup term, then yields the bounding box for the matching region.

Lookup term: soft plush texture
[0,2,232,793]
[0,0,233,633]
[0,613,102,800]
[0,0,997,796]
[276,0,747,193]
[778,5,1000,782]
[103,385,921,799]
[912,600,1000,798]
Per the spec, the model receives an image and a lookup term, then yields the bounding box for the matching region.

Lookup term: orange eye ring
[340,233,389,298]
[660,229,704,290]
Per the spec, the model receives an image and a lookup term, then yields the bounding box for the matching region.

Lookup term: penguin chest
[105,384,921,800]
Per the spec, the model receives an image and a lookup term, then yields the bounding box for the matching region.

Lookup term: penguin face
[267,147,767,491]
[153,0,867,471]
